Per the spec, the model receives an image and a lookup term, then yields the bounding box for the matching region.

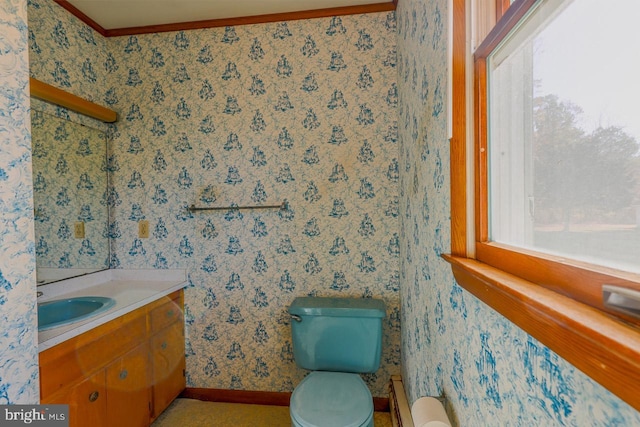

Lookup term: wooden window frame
[445,0,640,412]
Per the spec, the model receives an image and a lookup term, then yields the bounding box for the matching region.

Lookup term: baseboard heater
[389,375,414,427]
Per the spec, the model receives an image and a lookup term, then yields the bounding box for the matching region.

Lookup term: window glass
[488,0,640,274]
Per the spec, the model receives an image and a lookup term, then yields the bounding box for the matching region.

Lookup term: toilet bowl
[288,297,385,427]
[290,371,374,427]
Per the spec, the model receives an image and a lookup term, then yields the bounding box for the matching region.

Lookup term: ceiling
[63,0,395,32]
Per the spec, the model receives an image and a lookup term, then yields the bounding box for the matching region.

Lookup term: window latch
[602,285,640,319]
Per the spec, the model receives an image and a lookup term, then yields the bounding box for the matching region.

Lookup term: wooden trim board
[29,77,117,123]
[181,387,390,412]
[53,1,396,37]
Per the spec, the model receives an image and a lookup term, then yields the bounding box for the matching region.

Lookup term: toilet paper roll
[411,397,451,427]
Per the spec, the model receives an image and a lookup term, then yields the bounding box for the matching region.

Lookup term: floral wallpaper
[28,0,400,397]
[28,0,112,282]
[0,0,39,403]
[21,0,640,422]
[109,14,401,398]
[31,111,110,273]
[396,0,640,425]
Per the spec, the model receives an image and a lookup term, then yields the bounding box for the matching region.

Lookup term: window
[475,0,640,321]
[487,0,640,275]
[447,0,640,413]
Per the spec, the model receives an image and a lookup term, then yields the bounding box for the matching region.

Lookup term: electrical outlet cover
[74,221,85,239]
[139,220,149,238]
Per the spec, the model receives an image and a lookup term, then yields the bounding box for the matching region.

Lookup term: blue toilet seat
[290,371,374,427]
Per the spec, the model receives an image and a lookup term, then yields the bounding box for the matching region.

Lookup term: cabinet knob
[166,309,175,318]
[119,369,128,380]
[88,391,99,402]
[161,341,168,350]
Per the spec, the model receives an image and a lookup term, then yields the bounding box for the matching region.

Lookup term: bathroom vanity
[37,270,187,427]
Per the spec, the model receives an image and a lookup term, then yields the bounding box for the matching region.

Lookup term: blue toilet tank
[288,297,386,373]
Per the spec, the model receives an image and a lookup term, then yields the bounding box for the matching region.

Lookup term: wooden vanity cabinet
[149,297,186,420]
[39,290,185,427]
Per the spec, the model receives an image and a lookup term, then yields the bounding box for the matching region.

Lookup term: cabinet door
[106,343,151,427]
[42,370,106,427]
[151,321,185,418]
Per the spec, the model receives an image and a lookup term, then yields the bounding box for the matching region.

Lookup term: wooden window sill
[442,254,640,412]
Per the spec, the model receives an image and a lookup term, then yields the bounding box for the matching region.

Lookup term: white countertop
[37,269,187,352]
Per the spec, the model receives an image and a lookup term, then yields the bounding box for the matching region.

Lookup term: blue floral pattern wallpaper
[31,111,110,272]
[0,0,39,403]
[395,0,640,425]
[28,0,112,279]
[19,0,640,422]
[28,0,401,397]
[109,14,401,397]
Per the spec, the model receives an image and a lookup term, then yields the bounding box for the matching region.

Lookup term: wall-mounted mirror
[32,110,110,284]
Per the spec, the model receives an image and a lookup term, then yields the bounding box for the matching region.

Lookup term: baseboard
[180,387,390,412]
[389,376,414,427]
[374,396,390,412]
[180,388,291,407]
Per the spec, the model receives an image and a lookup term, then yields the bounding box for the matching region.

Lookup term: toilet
[288,296,386,427]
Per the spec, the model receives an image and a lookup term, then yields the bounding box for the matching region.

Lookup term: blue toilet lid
[290,371,373,427]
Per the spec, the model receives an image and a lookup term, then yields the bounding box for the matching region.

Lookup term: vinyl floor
[152,398,393,427]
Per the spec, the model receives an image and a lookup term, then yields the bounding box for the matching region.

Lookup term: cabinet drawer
[150,296,182,332]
